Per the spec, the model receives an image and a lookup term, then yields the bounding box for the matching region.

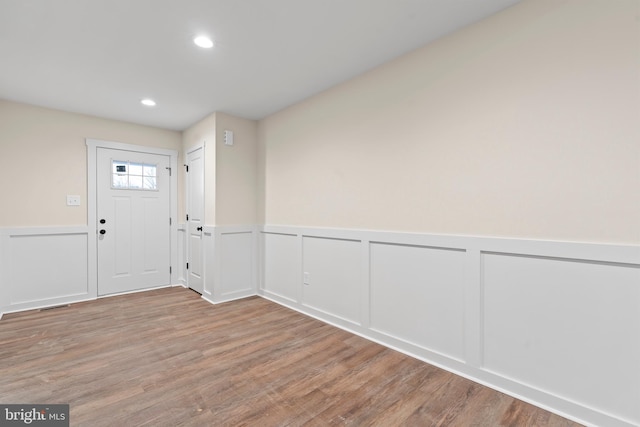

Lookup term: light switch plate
[224,130,234,146]
[67,195,81,206]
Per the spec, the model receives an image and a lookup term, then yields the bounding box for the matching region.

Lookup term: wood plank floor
[0,287,583,427]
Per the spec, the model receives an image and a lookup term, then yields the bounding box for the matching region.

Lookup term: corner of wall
[214,113,259,226]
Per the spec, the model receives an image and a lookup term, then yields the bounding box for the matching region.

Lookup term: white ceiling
[0,0,522,131]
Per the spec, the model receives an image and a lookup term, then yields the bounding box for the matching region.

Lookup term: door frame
[86,138,179,298]
[185,143,206,294]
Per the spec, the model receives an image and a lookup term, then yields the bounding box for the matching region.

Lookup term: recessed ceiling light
[194,35,214,49]
[141,99,156,107]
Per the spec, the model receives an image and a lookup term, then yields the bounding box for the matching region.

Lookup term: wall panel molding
[369,241,466,362]
[2,222,637,426]
[0,226,93,315]
[258,225,640,427]
[482,251,640,425]
[176,223,187,286]
[202,225,258,304]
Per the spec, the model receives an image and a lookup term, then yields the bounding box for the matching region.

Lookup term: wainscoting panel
[302,236,361,325]
[176,224,187,286]
[261,232,300,303]
[3,222,638,426]
[0,227,91,314]
[201,225,258,304]
[258,225,640,427]
[482,252,640,425]
[219,231,254,297]
[370,242,466,361]
[202,226,215,298]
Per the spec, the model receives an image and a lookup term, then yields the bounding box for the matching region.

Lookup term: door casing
[96,147,171,295]
[185,145,205,294]
[87,139,178,299]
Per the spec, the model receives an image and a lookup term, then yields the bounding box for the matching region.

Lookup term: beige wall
[0,99,182,227]
[2,0,638,242]
[258,0,640,244]
[181,112,258,225]
[215,113,258,225]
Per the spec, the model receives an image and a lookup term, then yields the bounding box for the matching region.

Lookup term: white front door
[186,147,204,294]
[97,147,171,296]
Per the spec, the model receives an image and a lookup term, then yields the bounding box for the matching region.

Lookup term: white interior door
[97,147,171,296]
[186,147,204,294]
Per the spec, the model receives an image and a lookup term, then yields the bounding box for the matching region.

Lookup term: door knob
[99,229,106,235]
[197,226,203,231]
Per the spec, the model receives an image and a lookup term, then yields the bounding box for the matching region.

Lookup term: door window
[112,160,157,190]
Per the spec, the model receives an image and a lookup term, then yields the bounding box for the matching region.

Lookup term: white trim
[87,139,177,157]
[214,224,258,302]
[258,224,640,427]
[2,220,637,427]
[2,297,96,316]
[201,225,258,304]
[176,223,187,286]
[185,142,206,292]
[0,226,92,314]
[186,142,206,156]
[202,226,214,298]
[86,138,179,298]
[0,226,89,235]
[201,290,256,306]
[94,284,174,299]
[261,224,640,265]
[261,288,620,427]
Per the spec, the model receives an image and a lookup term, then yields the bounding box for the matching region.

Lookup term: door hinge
[169,217,172,226]
[186,262,189,270]
[184,164,189,172]
[186,214,189,221]
[169,266,172,274]
[166,166,172,176]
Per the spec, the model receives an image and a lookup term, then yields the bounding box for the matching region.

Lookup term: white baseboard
[201,289,257,305]
[96,284,175,299]
[258,225,640,427]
